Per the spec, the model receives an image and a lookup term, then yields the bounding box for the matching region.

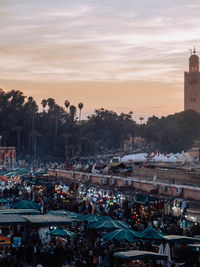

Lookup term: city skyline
[1,0,200,120]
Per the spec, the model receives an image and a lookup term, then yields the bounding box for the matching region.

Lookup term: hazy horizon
[1,0,200,120]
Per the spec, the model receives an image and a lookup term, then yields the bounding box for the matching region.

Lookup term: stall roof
[0,214,27,225]
[0,209,40,215]
[23,214,78,226]
[165,235,199,243]
[114,250,167,261]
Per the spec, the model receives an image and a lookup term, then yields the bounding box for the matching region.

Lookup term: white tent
[164,155,177,163]
[121,153,147,163]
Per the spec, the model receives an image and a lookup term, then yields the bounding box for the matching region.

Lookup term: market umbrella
[0,199,12,203]
[139,226,166,240]
[78,214,105,223]
[12,200,41,210]
[114,250,167,261]
[89,219,129,230]
[48,210,71,216]
[48,210,81,219]
[102,229,139,242]
[47,228,75,238]
[164,235,200,243]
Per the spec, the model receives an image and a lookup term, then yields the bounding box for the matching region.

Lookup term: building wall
[48,169,200,201]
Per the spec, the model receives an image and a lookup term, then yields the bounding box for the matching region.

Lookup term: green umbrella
[48,210,81,219]
[0,199,12,203]
[103,229,139,242]
[89,219,129,230]
[47,210,69,216]
[165,235,200,243]
[139,226,166,240]
[78,214,105,223]
[47,228,75,238]
[12,200,41,210]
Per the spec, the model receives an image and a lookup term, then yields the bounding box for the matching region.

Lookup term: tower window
[190,80,197,85]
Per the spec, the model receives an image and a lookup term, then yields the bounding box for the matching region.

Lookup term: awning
[187,243,200,251]
[139,226,166,241]
[165,235,200,243]
[0,209,40,215]
[114,250,167,261]
[23,214,78,226]
[0,214,27,225]
[12,200,41,210]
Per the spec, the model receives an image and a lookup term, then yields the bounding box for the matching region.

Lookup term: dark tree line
[0,88,199,160]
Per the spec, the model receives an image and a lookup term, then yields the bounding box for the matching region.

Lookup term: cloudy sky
[0,0,200,120]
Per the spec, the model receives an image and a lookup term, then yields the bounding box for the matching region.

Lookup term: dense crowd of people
[0,178,200,266]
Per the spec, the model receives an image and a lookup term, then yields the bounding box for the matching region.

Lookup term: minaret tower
[184,47,200,112]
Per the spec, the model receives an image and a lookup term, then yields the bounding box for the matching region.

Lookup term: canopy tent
[139,226,166,240]
[48,210,81,219]
[23,214,79,226]
[12,200,41,210]
[153,154,168,162]
[0,199,12,203]
[187,244,200,251]
[0,214,27,225]
[102,229,139,242]
[121,153,147,163]
[114,250,167,261]
[78,214,107,223]
[164,235,200,243]
[47,228,75,238]
[0,209,40,215]
[89,220,129,230]
[48,210,71,216]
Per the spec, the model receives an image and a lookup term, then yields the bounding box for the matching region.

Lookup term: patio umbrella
[139,226,166,240]
[89,219,129,230]
[47,228,75,238]
[102,229,139,242]
[12,200,41,210]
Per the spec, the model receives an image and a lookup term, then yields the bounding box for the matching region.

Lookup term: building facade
[184,48,200,113]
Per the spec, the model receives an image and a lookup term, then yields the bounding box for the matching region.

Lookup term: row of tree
[0,88,199,160]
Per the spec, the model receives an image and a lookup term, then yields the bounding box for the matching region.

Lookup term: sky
[0,0,200,120]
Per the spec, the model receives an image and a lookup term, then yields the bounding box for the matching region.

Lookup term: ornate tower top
[189,47,199,73]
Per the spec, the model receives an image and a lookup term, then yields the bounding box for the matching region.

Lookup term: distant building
[0,147,16,169]
[188,140,200,162]
[184,48,200,113]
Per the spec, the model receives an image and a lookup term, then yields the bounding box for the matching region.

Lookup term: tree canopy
[0,88,199,160]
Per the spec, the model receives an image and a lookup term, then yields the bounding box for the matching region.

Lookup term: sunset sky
[1,0,200,120]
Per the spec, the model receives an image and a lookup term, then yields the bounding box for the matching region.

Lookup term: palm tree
[64,100,70,113]
[69,105,77,121]
[62,133,71,159]
[53,104,62,137]
[78,102,83,121]
[47,98,55,110]
[29,131,41,158]
[41,99,47,112]
[12,126,22,153]
[139,117,144,124]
